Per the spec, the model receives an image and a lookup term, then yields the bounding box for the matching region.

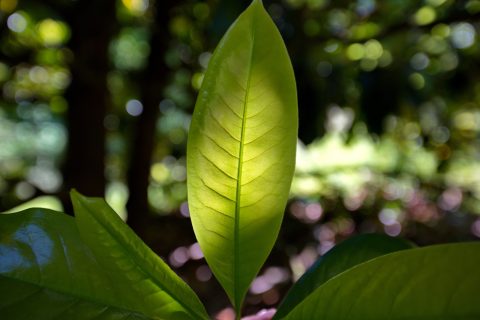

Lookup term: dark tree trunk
[62,0,117,213]
[126,0,177,232]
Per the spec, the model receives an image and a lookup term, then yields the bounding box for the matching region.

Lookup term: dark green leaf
[0,208,150,319]
[279,242,480,319]
[274,234,414,319]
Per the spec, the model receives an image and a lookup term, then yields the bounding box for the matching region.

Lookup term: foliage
[278,242,480,320]
[186,0,297,310]
[1,1,480,319]
[71,191,209,320]
[0,208,149,320]
[274,234,414,319]
[1,0,479,226]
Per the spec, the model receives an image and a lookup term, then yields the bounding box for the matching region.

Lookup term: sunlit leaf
[0,208,149,319]
[71,191,209,320]
[274,234,414,319]
[187,0,297,311]
[278,242,480,319]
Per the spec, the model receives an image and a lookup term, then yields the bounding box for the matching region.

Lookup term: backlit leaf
[187,0,297,311]
[71,191,209,320]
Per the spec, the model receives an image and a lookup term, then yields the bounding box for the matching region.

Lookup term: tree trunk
[62,0,117,213]
[126,0,177,232]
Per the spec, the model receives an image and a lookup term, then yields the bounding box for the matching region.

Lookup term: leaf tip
[69,189,95,219]
[69,188,83,208]
[70,189,101,209]
[249,0,265,11]
[69,188,80,199]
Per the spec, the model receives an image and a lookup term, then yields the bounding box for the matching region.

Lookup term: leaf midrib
[233,7,257,311]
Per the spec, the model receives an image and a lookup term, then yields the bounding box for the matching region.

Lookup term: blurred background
[0,0,479,317]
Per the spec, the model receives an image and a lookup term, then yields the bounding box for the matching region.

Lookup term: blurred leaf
[3,195,63,213]
[0,208,149,319]
[274,234,414,319]
[187,0,297,311]
[71,191,209,320]
[278,242,480,319]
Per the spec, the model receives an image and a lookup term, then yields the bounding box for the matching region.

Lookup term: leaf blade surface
[280,242,480,320]
[71,191,209,320]
[274,234,414,319]
[0,208,150,320]
[187,0,298,310]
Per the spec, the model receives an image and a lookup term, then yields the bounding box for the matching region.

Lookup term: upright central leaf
[187,0,297,311]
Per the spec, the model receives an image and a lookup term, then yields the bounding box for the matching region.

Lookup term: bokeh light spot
[414,6,436,26]
[196,265,212,282]
[126,99,143,116]
[409,72,425,89]
[7,12,27,33]
[37,19,70,47]
[410,53,430,70]
[346,43,365,60]
[364,39,383,60]
[451,22,476,49]
[122,0,149,15]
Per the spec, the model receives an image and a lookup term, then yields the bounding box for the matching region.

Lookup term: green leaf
[0,208,150,319]
[71,191,209,320]
[279,242,480,320]
[274,234,414,319]
[187,0,297,311]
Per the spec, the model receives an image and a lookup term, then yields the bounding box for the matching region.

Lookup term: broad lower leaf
[71,191,209,320]
[274,234,414,319]
[187,0,297,311]
[0,208,150,319]
[279,242,480,320]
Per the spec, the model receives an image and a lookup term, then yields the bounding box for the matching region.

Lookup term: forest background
[0,0,479,316]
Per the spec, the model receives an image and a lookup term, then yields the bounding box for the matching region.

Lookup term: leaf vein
[244,141,284,162]
[246,103,271,119]
[198,201,234,220]
[199,177,236,203]
[197,149,237,180]
[201,131,239,159]
[244,126,280,145]
[207,107,241,142]
[205,227,230,240]
[217,95,243,119]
